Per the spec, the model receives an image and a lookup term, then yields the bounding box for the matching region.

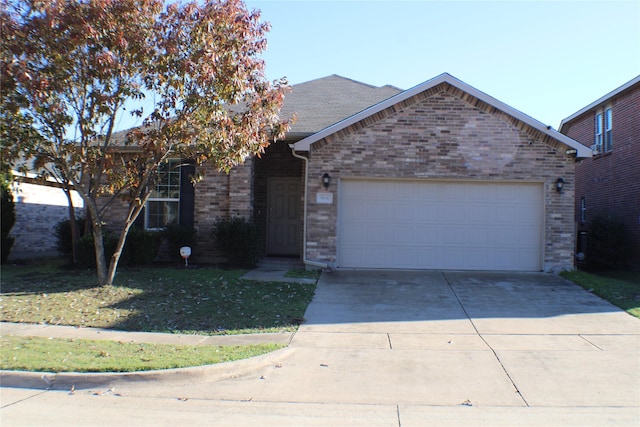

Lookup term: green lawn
[1,260,317,334]
[561,270,640,318]
[0,259,317,372]
[1,335,281,373]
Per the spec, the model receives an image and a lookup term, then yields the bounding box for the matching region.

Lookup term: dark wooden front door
[267,178,301,256]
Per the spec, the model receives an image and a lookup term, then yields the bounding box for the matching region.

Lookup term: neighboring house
[8,178,84,260]
[559,75,640,268]
[103,73,589,272]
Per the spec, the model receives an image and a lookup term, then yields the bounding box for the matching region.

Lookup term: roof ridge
[291,74,391,90]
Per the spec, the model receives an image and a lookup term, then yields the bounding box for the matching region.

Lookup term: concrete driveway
[2,270,639,426]
[291,271,639,407]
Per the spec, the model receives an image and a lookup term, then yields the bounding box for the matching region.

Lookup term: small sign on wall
[316,192,333,204]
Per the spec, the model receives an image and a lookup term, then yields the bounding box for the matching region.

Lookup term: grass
[0,335,282,373]
[561,270,640,318]
[0,259,317,372]
[285,268,321,280]
[1,259,317,335]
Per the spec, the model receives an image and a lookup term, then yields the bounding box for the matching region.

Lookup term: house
[559,75,640,268]
[105,73,589,272]
[103,75,402,259]
[8,178,84,260]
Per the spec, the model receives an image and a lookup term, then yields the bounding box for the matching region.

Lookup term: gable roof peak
[293,72,591,158]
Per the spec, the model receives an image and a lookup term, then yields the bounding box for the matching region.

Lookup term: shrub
[163,223,197,263]
[212,217,262,268]
[54,217,86,257]
[1,182,15,264]
[76,232,130,269]
[126,228,161,266]
[586,215,631,270]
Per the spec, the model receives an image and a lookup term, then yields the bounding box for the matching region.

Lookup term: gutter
[289,146,330,270]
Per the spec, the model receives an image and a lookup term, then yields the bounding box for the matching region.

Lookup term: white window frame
[604,107,612,152]
[594,106,613,154]
[145,159,181,230]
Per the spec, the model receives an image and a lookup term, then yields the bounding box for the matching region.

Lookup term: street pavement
[2,270,639,426]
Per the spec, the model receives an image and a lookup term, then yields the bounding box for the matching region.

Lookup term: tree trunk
[63,188,79,265]
[92,222,108,285]
[103,197,147,286]
[83,199,108,285]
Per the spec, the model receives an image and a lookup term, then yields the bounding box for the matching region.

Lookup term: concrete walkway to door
[2,270,639,426]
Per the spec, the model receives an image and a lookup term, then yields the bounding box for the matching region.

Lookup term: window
[580,197,586,223]
[146,159,181,229]
[604,107,612,152]
[594,107,612,154]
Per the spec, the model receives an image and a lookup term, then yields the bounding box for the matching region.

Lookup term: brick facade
[561,80,640,267]
[100,158,256,263]
[9,181,83,260]
[305,85,577,272]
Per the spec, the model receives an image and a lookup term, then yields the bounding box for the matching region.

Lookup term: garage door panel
[338,180,543,271]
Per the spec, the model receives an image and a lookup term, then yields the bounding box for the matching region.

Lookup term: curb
[0,347,294,391]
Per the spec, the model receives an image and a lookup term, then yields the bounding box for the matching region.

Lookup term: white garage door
[338,180,543,271]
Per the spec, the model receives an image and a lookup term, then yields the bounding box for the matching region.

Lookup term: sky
[241,0,640,129]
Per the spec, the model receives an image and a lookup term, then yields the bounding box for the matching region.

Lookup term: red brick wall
[562,83,640,267]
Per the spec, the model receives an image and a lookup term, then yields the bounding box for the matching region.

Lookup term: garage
[338,179,544,271]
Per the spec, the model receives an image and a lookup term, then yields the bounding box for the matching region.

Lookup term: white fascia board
[293,72,592,158]
[559,75,640,131]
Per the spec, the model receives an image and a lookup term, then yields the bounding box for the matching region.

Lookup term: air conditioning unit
[591,144,601,155]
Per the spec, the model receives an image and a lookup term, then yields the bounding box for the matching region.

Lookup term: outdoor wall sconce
[322,173,331,189]
[555,177,565,194]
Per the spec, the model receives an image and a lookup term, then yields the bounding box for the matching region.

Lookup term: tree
[2,0,290,285]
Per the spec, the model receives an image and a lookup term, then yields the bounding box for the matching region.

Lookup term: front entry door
[267,178,301,256]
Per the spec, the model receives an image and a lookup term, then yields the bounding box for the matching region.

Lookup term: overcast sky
[244,0,640,129]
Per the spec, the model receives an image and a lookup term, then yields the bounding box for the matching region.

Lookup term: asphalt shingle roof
[110,74,401,143]
[280,74,402,137]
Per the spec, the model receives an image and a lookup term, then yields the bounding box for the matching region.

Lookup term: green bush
[212,217,262,268]
[1,182,15,264]
[163,223,197,263]
[126,229,161,266]
[586,215,631,270]
[76,232,130,269]
[54,217,86,257]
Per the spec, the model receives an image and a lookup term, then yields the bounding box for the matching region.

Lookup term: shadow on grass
[1,260,317,335]
[0,259,102,294]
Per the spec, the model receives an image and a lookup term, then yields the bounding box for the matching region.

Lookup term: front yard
[0,260,317,372]
[1,260,317,335]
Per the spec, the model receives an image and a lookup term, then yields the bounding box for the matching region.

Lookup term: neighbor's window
[146,159,181,229]
[580,196,586,223]
[594,106,613,154]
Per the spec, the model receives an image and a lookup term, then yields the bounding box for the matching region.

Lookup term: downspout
[290,145,330,270]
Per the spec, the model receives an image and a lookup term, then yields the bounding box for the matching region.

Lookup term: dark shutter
[179,159,196,227]
[133,207,145,230]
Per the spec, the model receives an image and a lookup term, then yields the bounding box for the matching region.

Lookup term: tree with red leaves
[2,0,290,285]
